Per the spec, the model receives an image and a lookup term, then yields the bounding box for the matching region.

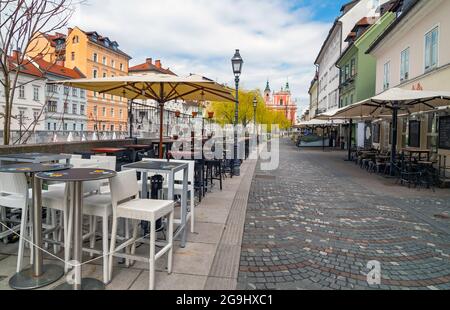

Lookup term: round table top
[36,168,117,182]
[0,163,72,174]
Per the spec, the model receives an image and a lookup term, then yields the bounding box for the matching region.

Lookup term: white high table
[122,161,189,247]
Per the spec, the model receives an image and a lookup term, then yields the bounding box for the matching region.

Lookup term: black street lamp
[253,96,258,145]
[231,49,243,176]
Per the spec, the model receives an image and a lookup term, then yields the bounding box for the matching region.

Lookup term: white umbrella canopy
[52,73,235,158]
[327,88,450,119]
[52,73,235,103]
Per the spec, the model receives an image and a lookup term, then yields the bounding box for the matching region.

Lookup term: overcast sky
[71,0,348,114]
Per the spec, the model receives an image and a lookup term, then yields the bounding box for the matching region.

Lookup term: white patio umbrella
[52,73,235,158]
[92,132,98,141]
[81,133,87,142]
[322,88,450,172]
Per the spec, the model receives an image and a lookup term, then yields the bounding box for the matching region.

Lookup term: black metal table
[0,163,71,290]
[36,168,117,290]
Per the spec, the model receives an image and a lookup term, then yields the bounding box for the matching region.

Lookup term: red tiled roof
[43,33,66,48]
[129,59,177,76]
[356,16,377,26]
[345,32,357,42]
[34,57,85,79]
[7,56,43,78]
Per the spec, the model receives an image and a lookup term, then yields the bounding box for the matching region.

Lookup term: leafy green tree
[209,89,291,131]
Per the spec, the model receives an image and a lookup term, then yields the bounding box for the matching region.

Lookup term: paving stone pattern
[237,140,450,290]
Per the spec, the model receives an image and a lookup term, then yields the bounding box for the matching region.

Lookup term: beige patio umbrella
[325,88,450,119]
[52,73,235,158]
[318,88,450,172]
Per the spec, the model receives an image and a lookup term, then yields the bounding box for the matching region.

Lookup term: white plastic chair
[90,156,117,194]
[0,173,30,273]
[108,170,175,290]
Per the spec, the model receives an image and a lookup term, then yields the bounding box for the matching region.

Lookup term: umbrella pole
[159,102,164,159]
[347,119,353,161]
[390,101,399,176]
[322,126,325,152]
[129,100,134,139]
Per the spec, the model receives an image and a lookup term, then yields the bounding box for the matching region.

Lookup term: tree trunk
[3,82,11,146]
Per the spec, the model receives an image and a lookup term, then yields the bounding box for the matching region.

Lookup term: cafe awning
[325,88,450,119]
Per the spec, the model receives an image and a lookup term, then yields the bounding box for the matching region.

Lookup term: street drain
[255,174,277,181]
[434,214,450,220]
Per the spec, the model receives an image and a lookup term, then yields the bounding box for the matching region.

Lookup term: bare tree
[0,0,78,145]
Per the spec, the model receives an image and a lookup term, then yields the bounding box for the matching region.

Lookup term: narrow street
[238,139,450,290]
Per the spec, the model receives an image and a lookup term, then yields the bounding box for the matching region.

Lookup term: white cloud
[72,0,331,104]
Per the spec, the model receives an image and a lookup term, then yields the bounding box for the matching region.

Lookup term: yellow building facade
[65,27,131,132]
[29,27,131,132]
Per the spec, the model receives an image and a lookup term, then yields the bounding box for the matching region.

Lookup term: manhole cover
[255,174,277,181]
[434,214,450,220]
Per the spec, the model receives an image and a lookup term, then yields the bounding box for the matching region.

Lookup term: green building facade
[337,12,395,108]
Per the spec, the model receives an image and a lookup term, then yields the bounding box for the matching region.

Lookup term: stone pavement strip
[237,139,450,290]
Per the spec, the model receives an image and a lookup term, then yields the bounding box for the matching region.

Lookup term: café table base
[54,278,105,290]
[9,264,64,290]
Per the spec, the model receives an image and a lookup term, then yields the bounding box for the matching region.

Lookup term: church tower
[264,80,271,105]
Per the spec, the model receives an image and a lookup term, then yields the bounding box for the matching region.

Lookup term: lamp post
[231,49,243,176]
[253,96,258,145]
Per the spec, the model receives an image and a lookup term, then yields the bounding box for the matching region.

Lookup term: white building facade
[368,0,450,157]
[315,0,389,114]
[0,72,46,133]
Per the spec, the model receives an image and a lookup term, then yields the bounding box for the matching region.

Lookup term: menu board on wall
[409,120,421,148]
[373,123,380,144]
[439,116,450,150]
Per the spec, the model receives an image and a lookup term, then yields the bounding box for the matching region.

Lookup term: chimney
[68,27,73,35]
[155,60,161,68]
[12,49,21,60]
[146,58,152,64]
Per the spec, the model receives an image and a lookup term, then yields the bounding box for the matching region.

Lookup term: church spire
[264,80,271,93]
[285,80,290,92]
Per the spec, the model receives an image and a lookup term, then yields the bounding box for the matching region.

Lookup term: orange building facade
[263,81,297,126]
[29,27,131,132]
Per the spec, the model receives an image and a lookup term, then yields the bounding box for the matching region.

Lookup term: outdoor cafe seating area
[351,147,441,190]
[0,136,251,290]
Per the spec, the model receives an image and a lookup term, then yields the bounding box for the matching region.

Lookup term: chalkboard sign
[408,120,420,148]
[373,123,380,144]
[439,116,450,150]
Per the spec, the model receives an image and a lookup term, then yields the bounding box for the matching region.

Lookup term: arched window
[280,99,283,106]
[72,36,79,44]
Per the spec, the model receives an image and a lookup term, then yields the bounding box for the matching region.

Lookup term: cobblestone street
[238,139,450,290]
